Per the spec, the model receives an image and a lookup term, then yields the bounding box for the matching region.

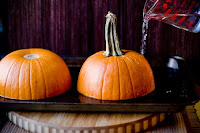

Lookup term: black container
[153,56,199,103]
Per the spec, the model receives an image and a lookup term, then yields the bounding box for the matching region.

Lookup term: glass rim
[143,0,160,17]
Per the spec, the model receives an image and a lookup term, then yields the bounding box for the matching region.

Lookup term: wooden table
[0,106,199,133]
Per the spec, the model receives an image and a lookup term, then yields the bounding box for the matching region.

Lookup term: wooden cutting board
[8,111,169,133]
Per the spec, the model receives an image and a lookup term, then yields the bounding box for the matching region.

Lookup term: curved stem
[110,22,117,56]
[103,11,124,57]
[104,16,111,57]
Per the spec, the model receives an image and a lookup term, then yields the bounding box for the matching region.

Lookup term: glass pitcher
[144,0,200,33]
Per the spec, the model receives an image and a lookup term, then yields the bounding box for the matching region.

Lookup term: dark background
[0,0,199,59]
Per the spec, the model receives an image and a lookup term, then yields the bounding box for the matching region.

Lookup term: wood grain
[1,107,199,133]
[8,112,168,133]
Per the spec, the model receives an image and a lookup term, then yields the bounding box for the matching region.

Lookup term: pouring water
[141,0,200,55]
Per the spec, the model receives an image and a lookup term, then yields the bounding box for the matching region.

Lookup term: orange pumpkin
[77,12,155,100]
[0,48,71,100]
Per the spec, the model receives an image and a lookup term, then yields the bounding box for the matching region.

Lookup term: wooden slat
[186,106,200,133]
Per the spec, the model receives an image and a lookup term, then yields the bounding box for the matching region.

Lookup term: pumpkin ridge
[44,55,71,78]
[40,57,61,98]
[29,60,32,100]
[78,55,105,98]
[122,58,135,98]
[36,59,47,98]
[110,58,115,99]
[127,54,154,95]
[0,59,9,96]
[126,56,136,97]
[80,58,95,85]
[87,56,106,99]
[130,53,154,92]
[126,56,145,97]
[17,58,26,99]
[125,57,139,98]
[7,58,21,98]
[111,57,120,100]
[78,63,89,96]
[4,59,18,97]
[42,56,64,71]
[41,55,71,96]
[101,57,110,99]
[98,57,109,99]
[116,58,121,100]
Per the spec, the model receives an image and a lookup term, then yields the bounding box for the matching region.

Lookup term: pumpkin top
[0,48,72,100]
[23,54,40,59]
[6,48,55,60]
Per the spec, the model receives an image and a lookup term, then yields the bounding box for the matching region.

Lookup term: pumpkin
[77,12,155,100]
[0,48,71,100]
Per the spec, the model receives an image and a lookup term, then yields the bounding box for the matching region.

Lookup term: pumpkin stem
[103,11,124,57]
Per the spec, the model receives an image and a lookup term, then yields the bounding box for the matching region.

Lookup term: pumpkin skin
[77,12,154,100]
[0,48,71,100]
[77,50,154,100]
